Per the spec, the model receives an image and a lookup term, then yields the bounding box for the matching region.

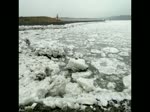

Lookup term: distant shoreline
[19,17,106,25]
[19,16,131,25]
[19,20,106,26]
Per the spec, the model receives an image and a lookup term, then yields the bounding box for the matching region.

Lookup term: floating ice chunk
[65,82,83,95]
[76,78,95,92]
[19,96,35,106]
[123,75,131,89]
[65,58,88,72]
[102,47,119,54]
[24,102,37,110]
[48,97,75,109]
[19,38,31,54]
[66,101,75,108]
[118,51,129,57]
[19,56,60,79]
[19,47,22,53]
[72,70,92,81]
[80,105,87,110]
[59,62,66,67]
[24,88,48,104]
[19,76,51,105]
[67,45,75,50]
[74,52,83,58]
[97,99,107,106]
[76,94,97,105]
[35,89,48,99]
[52,46,65,58]
[73,103,80,109]
[107,82,116,90]
[32,42,65,58]
[95,92,131,106]
[55,99,64,108]
[48,75,68,96]
[108,54,124,60]
[31,103,37,109]
[43,97,62,108]
[88,38,95,42]
[91,49,101,54]
[94,87,111,92]
[78,97,96,105]
[101,52,106,57]
[91,58,127,75]
[67,51,74,56]
[90,105,93,109]
[43,97,56,108]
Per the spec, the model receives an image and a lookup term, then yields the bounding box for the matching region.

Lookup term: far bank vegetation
[19,16,61,25]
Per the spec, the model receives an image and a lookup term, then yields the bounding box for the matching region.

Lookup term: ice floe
[91,58,127,75]
[65,82,83,95]
[102,47,119,54]
[65,58,88,72]
[107,82,116,90]
[91,49,101,54]
[72,70,92,81]
[76,78,95,92]
[123,74,131,89]
[118,51,129,57]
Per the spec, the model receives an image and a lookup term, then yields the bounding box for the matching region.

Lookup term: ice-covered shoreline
[19,21,131,111]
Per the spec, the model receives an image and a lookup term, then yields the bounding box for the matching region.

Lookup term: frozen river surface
[19,20,131,111]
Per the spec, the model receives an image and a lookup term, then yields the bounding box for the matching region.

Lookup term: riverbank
[19,17,105,25]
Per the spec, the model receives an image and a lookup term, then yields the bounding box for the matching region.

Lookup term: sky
[19,0,131,18]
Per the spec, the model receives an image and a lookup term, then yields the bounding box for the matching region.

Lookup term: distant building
[56,14,59,20]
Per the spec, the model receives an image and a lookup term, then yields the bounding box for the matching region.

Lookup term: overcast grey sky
[19,0,131,18]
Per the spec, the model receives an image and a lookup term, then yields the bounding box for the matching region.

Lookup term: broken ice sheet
[19,21,131,111]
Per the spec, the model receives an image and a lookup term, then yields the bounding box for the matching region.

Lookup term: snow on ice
[91,58,128,75]
[65,58,88,72]
[19,21,131,109]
